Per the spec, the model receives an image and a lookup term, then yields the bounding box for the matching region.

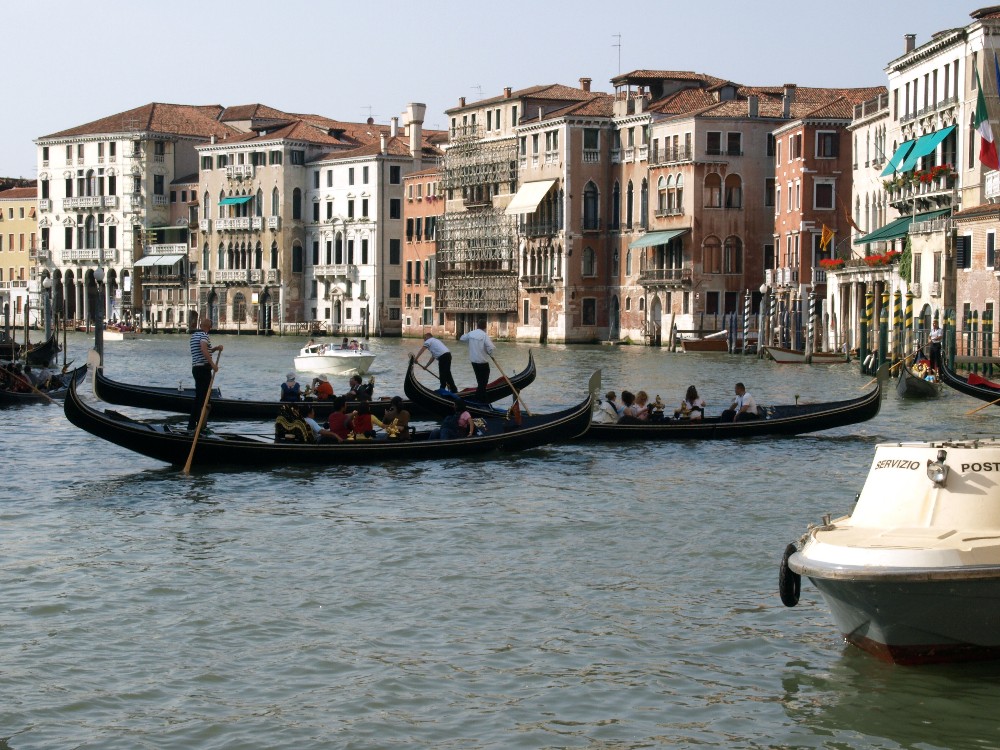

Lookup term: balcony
[152,195,169,207]
[199,270,210,283]
[986,170,1000,200]
[930,281,941,297]
[581,218,602,233]
[126,196,144,212]
[216,217,251,231]
[314,263,358,280]
[60,248,118,263]
[266,269,280,284]
[520,274,557,290]
[611,148,621,164]
[199,219,211,232]
[638,267,691,286]
[63,196,104,209]
[654,207,684,218]
[252,217,263,230]
[226,164,255,180]
[216,269,250,284]
[102,195,119,208]
[267,216,281,230]
[583,148,600,163]
[523,222,558,238]
[148,243,188,255]
[776,266,799,286]
[249,269,263,284]
[39,199,50,212]
[910,282,922,297]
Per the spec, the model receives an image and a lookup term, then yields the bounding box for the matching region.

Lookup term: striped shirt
[190,330,211,366]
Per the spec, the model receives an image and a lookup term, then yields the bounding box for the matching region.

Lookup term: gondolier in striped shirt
[188,317,223,431]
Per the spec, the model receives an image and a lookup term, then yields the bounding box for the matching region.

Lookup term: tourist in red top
[312,374,334,401]
[326,396,356,441]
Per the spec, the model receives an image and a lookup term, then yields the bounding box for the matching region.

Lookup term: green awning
[899,126,956,172]
[219,196,252,206]
[880,140,915,176]
[628,229,689,249]
[855,209,951,245]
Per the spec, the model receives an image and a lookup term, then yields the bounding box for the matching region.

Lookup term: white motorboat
[293,341,375,375]
[781,439,1000,664]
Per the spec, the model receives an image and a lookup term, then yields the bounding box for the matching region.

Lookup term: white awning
[504,179,557,215]
[134,254,186,268]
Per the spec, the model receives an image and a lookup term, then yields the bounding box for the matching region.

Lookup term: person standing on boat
[460,318,495,402]
[720,382,758,422]
[187,317,222,432]
[415,333,458,392]
[928,323,944,372]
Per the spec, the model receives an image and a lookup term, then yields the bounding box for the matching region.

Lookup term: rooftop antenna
[472,85,484,99]
[361,105,373,121]
[612,34,622,74]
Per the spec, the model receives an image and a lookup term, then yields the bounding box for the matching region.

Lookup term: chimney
[504,86,512,99]
[748,95,759,118]
[390,117,398,137]
[904,33,916,53]
[782,83,796,118]
[459,96,466,107]
[406,102,426,170]
[380,133,387,154]
[210,135,216,145]
[580,77,592,92]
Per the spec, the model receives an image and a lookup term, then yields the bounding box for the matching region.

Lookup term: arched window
[227,243,234,270]
[583,181,599,230]
[292,242,303,273]
[625,297,632,312]
[638,297,645,312]
[255,242,263,270]
[626,248,633,276]
[675,174,684,211]
[270,241,278,269]
[271,187,280,215]
[255,188,263,217]
[85,216,97,249]
[292,188,302,220]
[611,181,621,230]
[724,174,743,209]
[639,178,648,229]
[658,176,667,211]
[704,174,722,208]
[335,233,343,264]
[202,243,209,270]
[626,180,634,228]
[703,235,722,274]
[86,170,96,197]
[232,292,247,322]
[218,242,225,270]
[724,236,743,274]
[219,190,226,216]
[204,191,211,220]
[582,246,596,277]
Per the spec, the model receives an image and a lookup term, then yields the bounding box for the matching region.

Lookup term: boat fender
[779,542,801,607]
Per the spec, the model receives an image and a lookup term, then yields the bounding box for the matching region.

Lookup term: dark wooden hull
[1,334,61,366]
[896,363,941,399]
[93,351,536,422]
[940,361,1000,404]
[0,364,88,406]
[404,356,882,439]
[63,376,592,469]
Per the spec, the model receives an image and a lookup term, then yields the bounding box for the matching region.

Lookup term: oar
[859,348,919,389]
[489,354,531,415]
[966,395,1000,415]
[183,350,221,476]
[414,357,440,380]
[9,370,56,404]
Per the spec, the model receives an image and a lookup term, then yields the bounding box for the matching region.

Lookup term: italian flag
[976,67,999,171]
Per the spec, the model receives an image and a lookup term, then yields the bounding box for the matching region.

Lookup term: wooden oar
[414,357,440,380]
[183,351,221,476]
[966,395,1000,415]
[859,349,919,389]
[8,370,56,404]
[489,353,531,415]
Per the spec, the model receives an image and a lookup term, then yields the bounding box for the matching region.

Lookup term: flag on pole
[836,194,864,234]
[976,66,999,171]
[820,224,835,252]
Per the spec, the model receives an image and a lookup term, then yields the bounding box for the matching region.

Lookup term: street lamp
[94,267,105,366]
[42,277,52,341]
[359,292,370,339]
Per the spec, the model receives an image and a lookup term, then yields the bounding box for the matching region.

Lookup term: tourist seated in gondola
[349,400,385,440]
[345,374,374,401]
[719,382,759,422]
[618,391,643,424]
[326,396,356,441]
[280,372,302,402]
[594,391,622,423]
[302,404,342,443]
[430,398,476,439]
[309,374,334,401]
[674,385,706,421]
[633,390,651,421]
[382,396,411,440]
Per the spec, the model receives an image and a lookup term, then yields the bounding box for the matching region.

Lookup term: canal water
[3,333,1000,749]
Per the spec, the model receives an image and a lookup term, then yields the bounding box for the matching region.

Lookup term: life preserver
[779,542,801,607]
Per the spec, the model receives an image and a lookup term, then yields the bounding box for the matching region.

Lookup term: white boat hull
[103,330,140,341]
[293,352,375,375]
[765,346,845,364]
[785,439,1000,664]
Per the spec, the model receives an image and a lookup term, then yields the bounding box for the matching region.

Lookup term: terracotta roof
[41,102,234,140]
[249,119,351,146]
[447,83,603,113]
[171,173,199,185]
[953,204,1000,220]
[310,136,442,164]
[220,103,291,122]
[612,70,728,87]
[0,186,36,200]
[405,166,442,179]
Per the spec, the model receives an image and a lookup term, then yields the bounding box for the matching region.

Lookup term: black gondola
[0,364,88,407]
[63,375,592,469]
[1,334,61,367]
[895,361,941,399]
[403,356,883,440]
[93,350,536,422]
[940,360,1000,405]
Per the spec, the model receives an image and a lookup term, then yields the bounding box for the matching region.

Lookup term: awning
[504,179,557,215]
[133,253,186,267]
[219,196,252,206]
[880,140,916,176]
[146,225,187,232]
[899,125,956,173]
[855,209,951,245]
[628,229,689,249]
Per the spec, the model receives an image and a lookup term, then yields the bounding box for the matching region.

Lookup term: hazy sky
[4,0,970,178]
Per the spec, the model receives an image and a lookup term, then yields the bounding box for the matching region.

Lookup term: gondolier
[188,317,222,431]
[460,318,495,402]
[415,333,458,392]
[928,323,944,372]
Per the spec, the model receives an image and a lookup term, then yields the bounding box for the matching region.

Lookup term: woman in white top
[676,385,706,420]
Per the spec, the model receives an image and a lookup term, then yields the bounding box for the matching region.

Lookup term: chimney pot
[504,87,512,99]
[748,95,759,118]
[580,77,592,92]
[459,96,466,107]
[904,33,916,53]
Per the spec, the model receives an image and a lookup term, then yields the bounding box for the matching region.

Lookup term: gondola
[63,375,593,469]
[895,360,940,399]
[940,360,1000,405]
[1,333,61,367]
[404,356,882,440]
[93,350,536,422]
[0,363,88,407]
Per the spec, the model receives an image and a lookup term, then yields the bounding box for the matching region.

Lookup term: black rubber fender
[779,542,801,607]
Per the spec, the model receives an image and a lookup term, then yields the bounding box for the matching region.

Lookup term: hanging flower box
[818,258,845,270]
[863,249,901,267]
